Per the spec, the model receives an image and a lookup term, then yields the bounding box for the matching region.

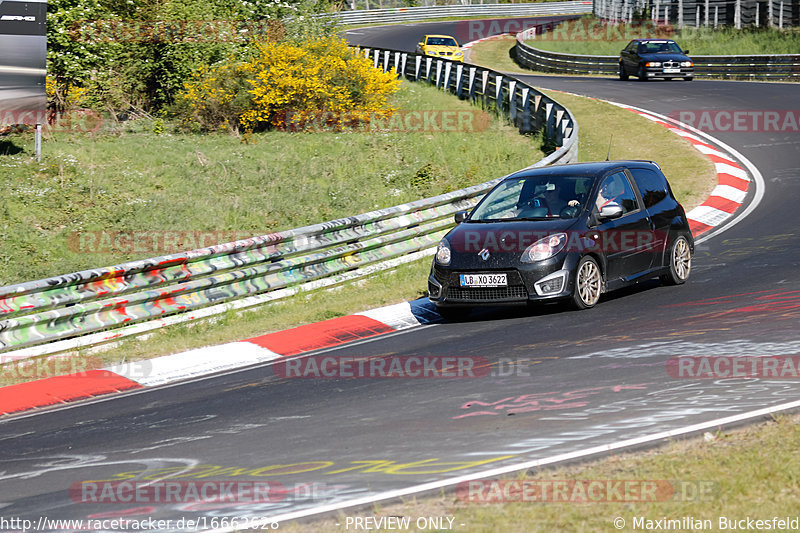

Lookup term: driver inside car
[595,176,624,211]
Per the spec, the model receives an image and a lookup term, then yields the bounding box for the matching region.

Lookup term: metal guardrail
[327,1,593,25]
[513,35,800,79]
[0,48,578,355]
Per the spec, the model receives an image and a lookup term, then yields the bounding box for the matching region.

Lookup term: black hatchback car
[428,161,693,317]
[619,39,694,81]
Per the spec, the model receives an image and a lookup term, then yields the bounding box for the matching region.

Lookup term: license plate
[663,68,680,73]
[459,273,507,287]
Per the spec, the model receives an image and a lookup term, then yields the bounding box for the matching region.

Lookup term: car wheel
[660,235,692,285]
[436,306,471,321]
[619,63,629,80]
[637,64,648,81]
[683,76,694,81]
[572,256,602,309]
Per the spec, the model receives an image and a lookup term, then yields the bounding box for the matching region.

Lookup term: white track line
[209,399,800,531]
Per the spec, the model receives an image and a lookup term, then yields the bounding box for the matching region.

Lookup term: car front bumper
[644,67,694,79]
[428,253,581,307]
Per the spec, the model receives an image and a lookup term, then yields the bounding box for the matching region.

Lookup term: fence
[594,0,799,29]
[0,48,578,357]
[324,1,593,25]
[514,35,800,79]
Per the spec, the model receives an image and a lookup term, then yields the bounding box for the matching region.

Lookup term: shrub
[180,36,401,133]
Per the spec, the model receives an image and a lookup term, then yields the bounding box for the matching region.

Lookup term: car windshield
[469,175,595,221]
[427,37,458,47]
[638,41,684,54]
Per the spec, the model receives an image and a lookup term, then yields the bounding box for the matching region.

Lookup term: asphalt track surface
[2,18,800,532]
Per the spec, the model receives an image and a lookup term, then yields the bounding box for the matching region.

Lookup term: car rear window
[630,168,669,208]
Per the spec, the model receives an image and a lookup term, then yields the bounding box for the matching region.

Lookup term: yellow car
[415,34,463,62]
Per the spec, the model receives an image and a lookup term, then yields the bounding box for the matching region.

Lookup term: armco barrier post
[495,75,504,113]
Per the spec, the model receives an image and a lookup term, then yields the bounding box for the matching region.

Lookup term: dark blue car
[619,39,694,81]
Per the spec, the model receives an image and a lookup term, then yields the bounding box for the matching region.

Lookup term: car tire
[437,306,471,321]
[619,63,629,80]
[572,256,602,310]
[683,76,694,81]
[659,235,692,286]
[637,64,648,81]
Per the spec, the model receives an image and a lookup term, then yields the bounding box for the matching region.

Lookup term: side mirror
[598,205,624,220]
[454,210,468,223]
[683,49,690,55]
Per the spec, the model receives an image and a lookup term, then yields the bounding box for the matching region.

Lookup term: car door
[590,170,654,282]
[622,42,638,72]
[629,166,679,266]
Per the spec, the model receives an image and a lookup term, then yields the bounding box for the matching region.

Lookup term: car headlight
[645,61,661,67]
[681,61,693,67]
[521,233,567,263]
[436,239,451,265]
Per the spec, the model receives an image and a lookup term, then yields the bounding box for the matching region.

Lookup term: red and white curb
[610,103,752,238]
[0,301,433,415]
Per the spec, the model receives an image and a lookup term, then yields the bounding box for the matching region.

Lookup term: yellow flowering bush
[181,36,400,133]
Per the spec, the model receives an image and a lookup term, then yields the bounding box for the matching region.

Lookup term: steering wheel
[559,206,578,218]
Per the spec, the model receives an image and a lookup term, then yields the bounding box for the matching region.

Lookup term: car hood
[638,53,691,62]
[424,45,461,53]
[444,218,582,268]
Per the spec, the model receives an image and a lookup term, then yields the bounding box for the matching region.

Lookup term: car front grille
[663,60,680,68]
[446,285,528,301]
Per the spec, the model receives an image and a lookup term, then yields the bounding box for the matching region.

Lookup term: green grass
[280,413,800,532]
[528,17,800,56]
[0,81,544,287]
[465,35,533,75]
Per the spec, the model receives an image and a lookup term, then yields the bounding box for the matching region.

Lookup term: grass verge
[528,17,800,56]
[466,35,532,75]
[0,80,716,387]
[0,81,544,286]
[279,412,800,532]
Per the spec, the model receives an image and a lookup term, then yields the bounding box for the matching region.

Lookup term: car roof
[631,38,678,43]
[506,160,660,179]
[424,34,458,40]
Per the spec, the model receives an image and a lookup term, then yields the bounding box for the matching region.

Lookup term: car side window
[595,171,640,215]
[629,168,669,209]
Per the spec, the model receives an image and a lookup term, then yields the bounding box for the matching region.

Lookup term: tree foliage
[47,0,339,114]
